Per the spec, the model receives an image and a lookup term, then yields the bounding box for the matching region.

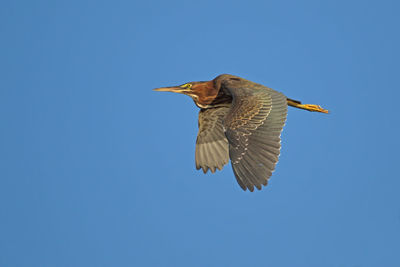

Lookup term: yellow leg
[287,99,329,113]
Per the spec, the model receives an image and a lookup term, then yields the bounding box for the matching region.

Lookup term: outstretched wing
[195,107,230,173]
[223,79,288,191]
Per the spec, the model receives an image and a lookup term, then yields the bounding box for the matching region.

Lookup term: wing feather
[195,107,230,173]
[222,78,288,191]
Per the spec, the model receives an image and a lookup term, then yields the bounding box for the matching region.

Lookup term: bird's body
[154,74,328,191]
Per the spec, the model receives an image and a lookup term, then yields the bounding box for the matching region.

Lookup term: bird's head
[154,80,219,108]
[153,81,211,95]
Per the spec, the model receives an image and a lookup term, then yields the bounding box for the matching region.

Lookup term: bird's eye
[181,83,192,89]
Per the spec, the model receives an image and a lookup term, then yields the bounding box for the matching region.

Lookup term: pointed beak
[153,86,189,94]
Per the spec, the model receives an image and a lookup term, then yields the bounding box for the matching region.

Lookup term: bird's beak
[153,86,189,94]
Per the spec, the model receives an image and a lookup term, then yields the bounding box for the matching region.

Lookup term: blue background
[1,0,400,266]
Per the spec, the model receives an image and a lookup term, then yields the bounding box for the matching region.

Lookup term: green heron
[154,74,328,192]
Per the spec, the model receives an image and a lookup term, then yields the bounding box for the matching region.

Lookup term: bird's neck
[191,81,232,109]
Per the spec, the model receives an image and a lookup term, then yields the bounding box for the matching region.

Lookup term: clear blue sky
[1,0,400,266]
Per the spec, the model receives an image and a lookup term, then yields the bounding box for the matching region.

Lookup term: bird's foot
[297,104,329,113]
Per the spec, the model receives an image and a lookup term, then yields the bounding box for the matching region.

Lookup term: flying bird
[154,74,328,191]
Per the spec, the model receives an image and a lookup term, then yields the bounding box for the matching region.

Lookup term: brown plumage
[154,74,328,191]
